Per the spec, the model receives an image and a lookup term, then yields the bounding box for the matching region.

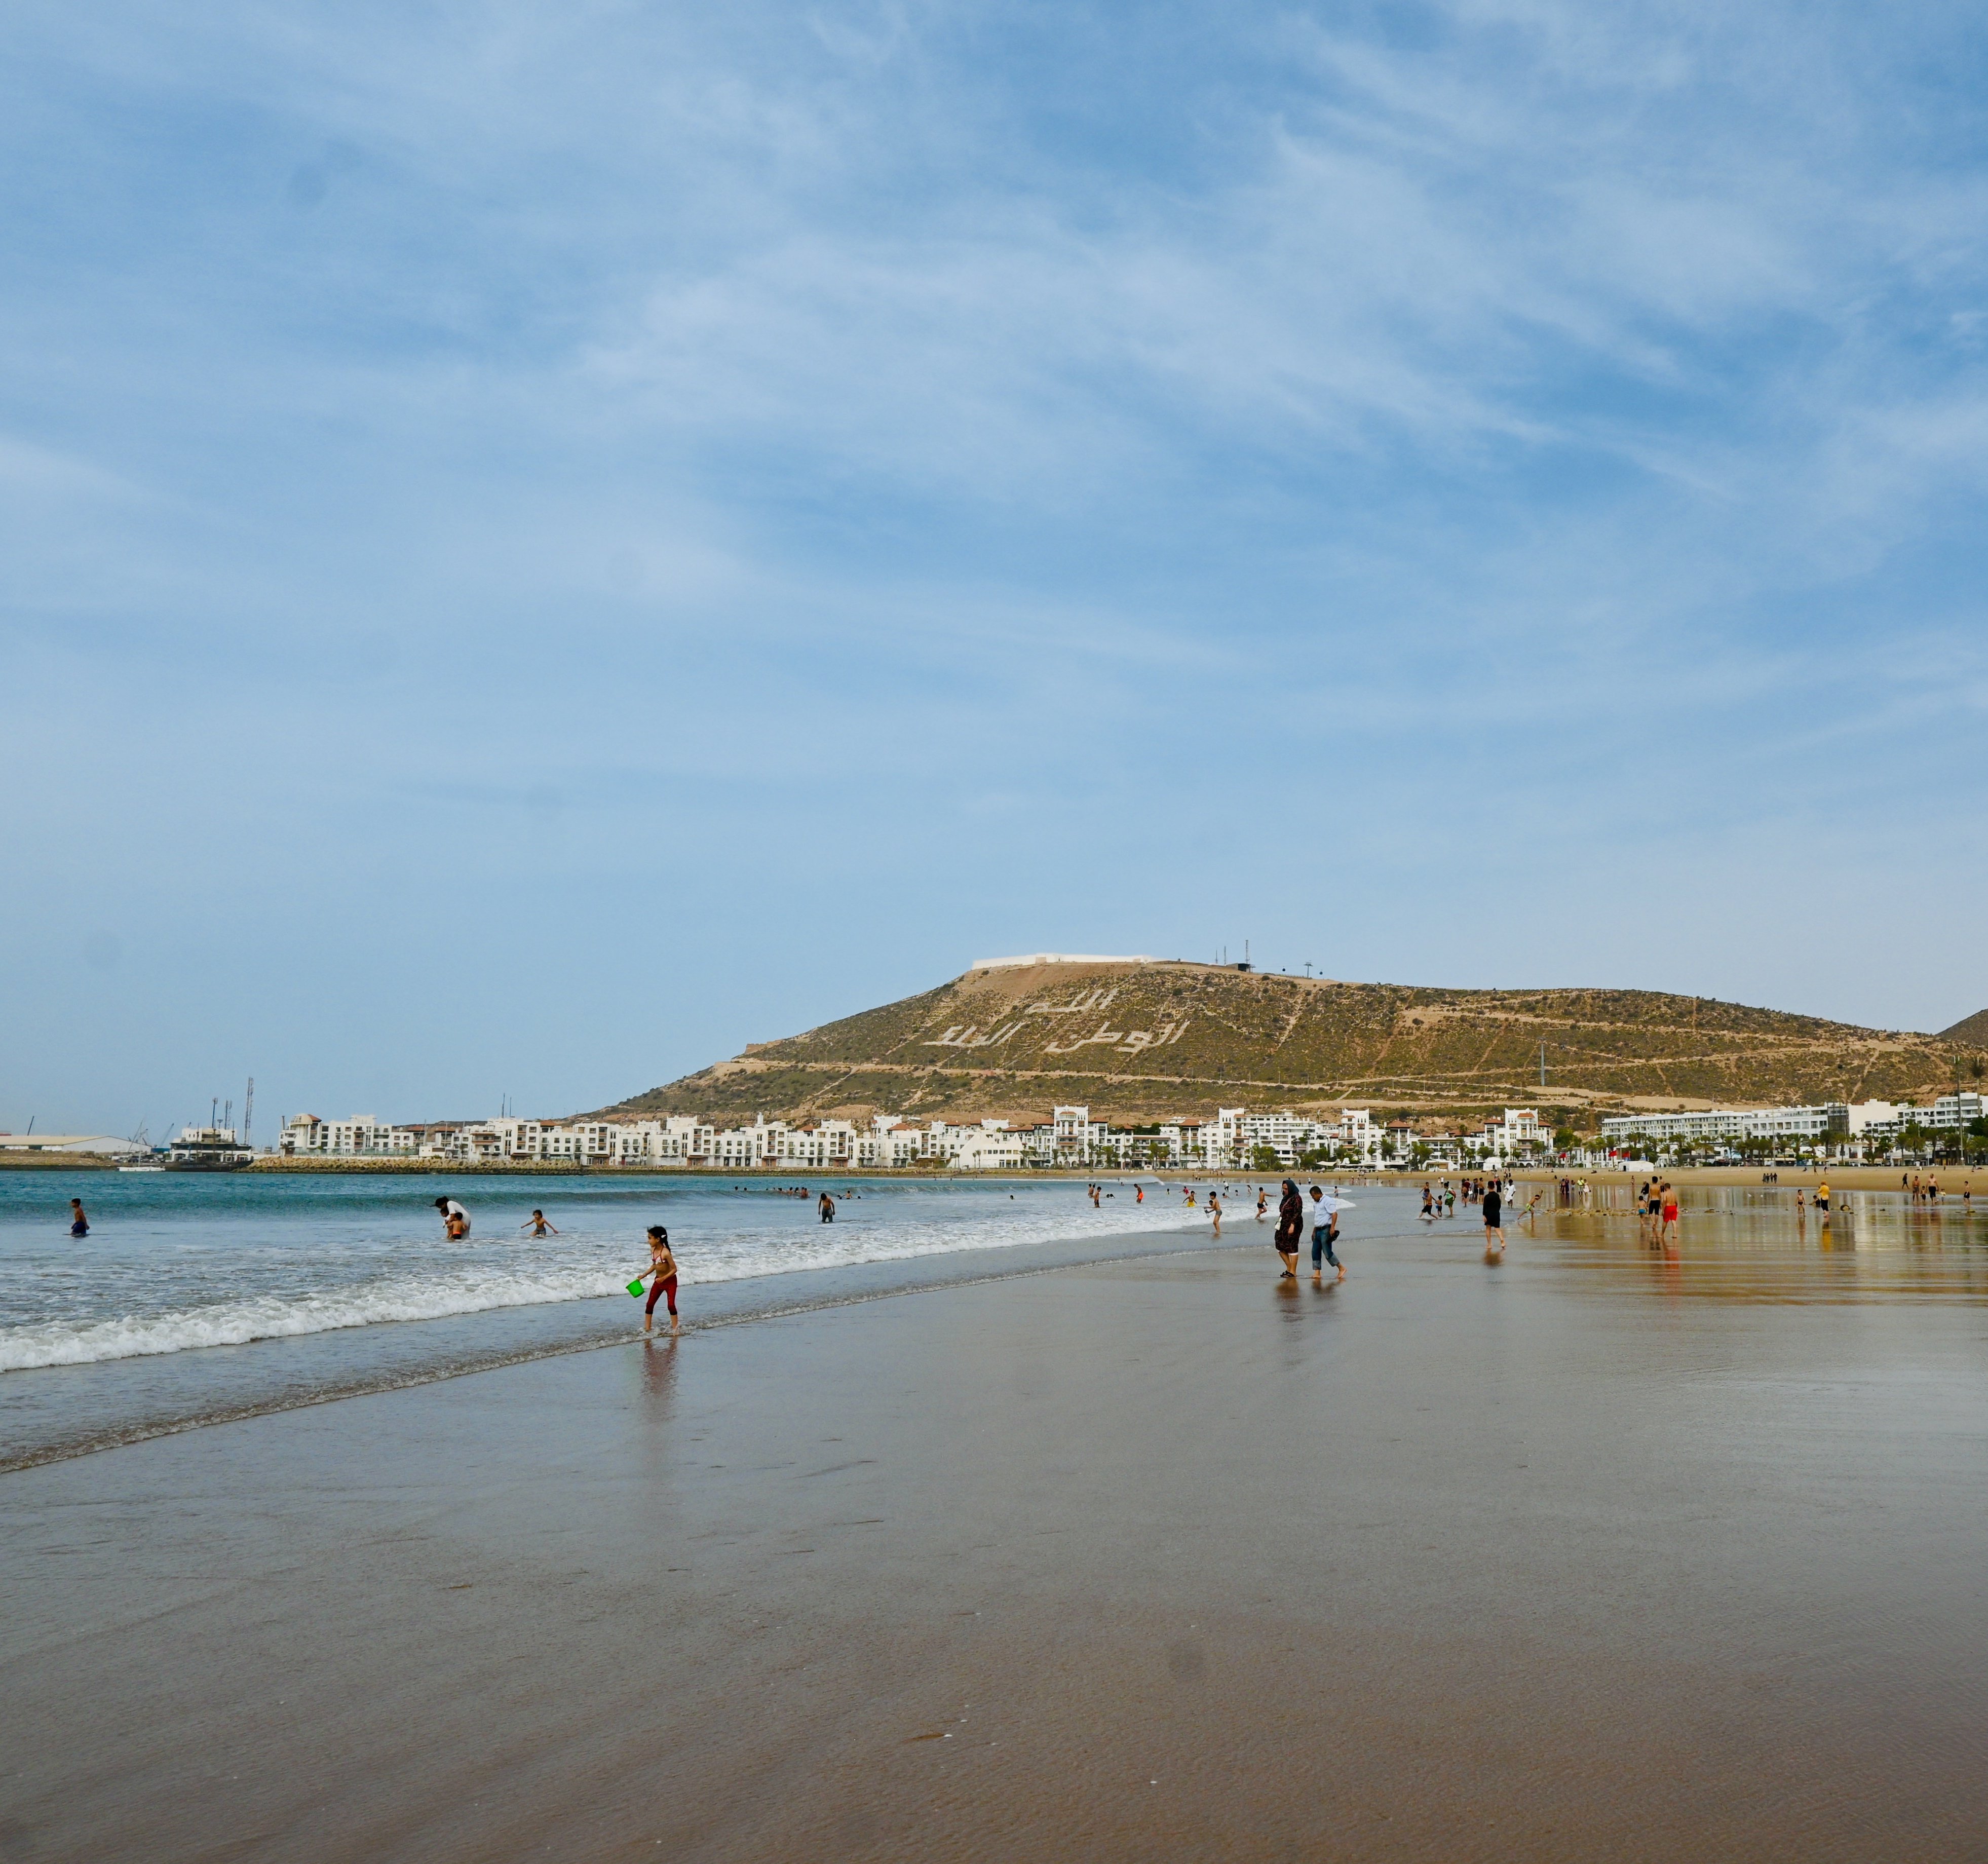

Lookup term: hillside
[1938,1006,1988,1046]
[597,960,1984,1132]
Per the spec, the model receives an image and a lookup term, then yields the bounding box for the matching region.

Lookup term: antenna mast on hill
[1539,1043,1547,1089]
[243,1077,254,1148]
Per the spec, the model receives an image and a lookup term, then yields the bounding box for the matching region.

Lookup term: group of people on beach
[1412,1175,1519,1252]
[437,1197,681,1332]
[1903,1174,1970,1205]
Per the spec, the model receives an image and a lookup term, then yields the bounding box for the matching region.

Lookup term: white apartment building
[1600,1103,1848,1148]
[1861,1092,1983,1133]
[949,1127,1029,1170]
[630,1117,717,1165]
[279,1099,1478,1172]
[1330,1109,1384,1165]
[1476,1108,1547,1159]
[280,1115,422,1157]
[1051,1106,1093,1159]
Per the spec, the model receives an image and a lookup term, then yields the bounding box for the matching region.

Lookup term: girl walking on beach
[1274,1180,1303,1278]
[636,1226,678,1336]
[1482,1179,1504,1255]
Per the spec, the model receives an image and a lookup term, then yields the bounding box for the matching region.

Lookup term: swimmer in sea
[68,1198,89,1238]
[521,1208,559,1236]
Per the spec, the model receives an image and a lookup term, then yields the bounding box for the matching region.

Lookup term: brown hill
[1938,1007,1988,1046]
[598,960,1983,1132]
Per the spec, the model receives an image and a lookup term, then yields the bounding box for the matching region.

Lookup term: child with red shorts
[637,1225,678,1335]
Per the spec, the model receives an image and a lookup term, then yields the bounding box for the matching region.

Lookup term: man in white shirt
[1308,1184,1345,1281]
[433,1196,470,1237]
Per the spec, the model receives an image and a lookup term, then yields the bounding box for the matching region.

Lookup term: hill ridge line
[592,962,1984,1129]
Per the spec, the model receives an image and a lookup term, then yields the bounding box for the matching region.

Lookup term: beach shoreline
[5,1203,1985,1861]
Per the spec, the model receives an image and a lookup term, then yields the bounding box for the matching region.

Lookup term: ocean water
[0,1172,1232,1372]
[0,1170,1265,1467]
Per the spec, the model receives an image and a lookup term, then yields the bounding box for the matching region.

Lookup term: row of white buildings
[1599,1094,1985,1153]
[278,1104,1558,1171]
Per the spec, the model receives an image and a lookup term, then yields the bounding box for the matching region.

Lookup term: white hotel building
[1596,1097,1986,1150]
[281,1099,1539,1171]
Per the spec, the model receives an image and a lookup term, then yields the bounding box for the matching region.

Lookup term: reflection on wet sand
[1524,1187,1988,1303]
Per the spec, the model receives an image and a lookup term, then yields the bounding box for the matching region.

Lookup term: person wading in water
[1309,1184,1344,1281]
[1274,1179,1304,1278]
[635,1226,678,1335]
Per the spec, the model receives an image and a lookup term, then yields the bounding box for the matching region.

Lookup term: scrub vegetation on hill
[597,962,1985,1133]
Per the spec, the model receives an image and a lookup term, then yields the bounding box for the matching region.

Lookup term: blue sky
[5,1,1986,1136]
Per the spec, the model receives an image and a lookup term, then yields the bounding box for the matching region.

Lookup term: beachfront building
[269,1098,1527,1171]
[280,1115,423,1158]
[1474,1108,1548,1161]
[642,1117,717,1165]
[1199,1109,1249,1167]
[1051,1106,1093,1162]
[1599,1102,1853,1150]
[949,1125,1029,1170]
[860,1117,928,1169]
[1331,1109,1385,1165]
[1586,1099,1960,1151]
[1854,1093,1984,1136]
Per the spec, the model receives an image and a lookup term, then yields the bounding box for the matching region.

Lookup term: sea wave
[0,1197,1219,1372]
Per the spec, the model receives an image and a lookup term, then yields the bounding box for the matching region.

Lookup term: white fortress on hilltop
[972,953,1158,970]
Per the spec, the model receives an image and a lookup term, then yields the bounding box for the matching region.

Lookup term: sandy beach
[5,1201,1986,1861]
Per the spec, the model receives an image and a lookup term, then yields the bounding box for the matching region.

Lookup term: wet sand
[5,1205,1987,1861]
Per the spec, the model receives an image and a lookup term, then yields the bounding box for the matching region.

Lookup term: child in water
[635,1226,678,1336]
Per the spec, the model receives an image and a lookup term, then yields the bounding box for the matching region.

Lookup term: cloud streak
[3,0,1986,1128]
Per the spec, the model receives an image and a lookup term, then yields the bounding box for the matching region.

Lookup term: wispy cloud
[3,0,1987,1127]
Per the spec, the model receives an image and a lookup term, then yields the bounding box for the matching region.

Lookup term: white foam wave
[0,1198,1219,1372]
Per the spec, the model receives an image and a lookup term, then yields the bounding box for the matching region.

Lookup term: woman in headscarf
[1274,1178,1304,1278]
